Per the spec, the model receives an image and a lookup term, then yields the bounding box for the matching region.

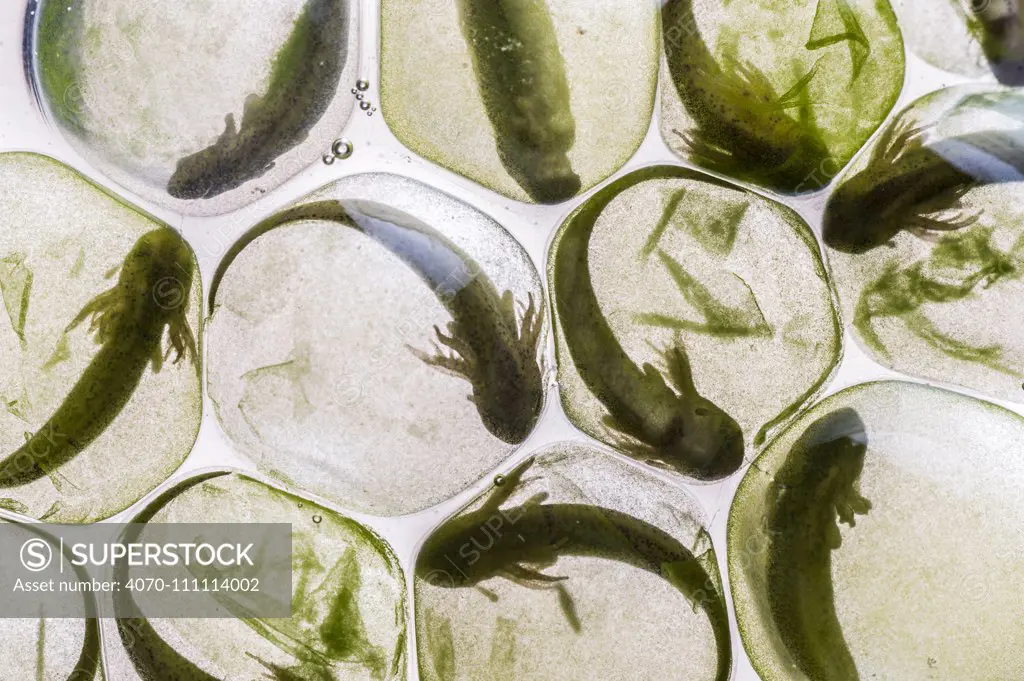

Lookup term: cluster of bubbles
[321,80,376,165]
[351,79,377,116]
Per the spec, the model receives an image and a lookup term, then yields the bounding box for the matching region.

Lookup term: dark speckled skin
[662,0,833,192]
[765,408,871,681]
[0,229,196,488]
[247,199,545,444]
[823,146,975,254]
[417,457,732,681]
[824,110,1024,253]
[424,506,732,681]
[552,168,744,481]
[456,0,581,203]
[166,0,348,200]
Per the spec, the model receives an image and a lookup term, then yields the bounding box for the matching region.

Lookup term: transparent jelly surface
[32,0,358,215]
[0,152,201,522]
[894,0,1024,84]
[3,0,1024,677]
[660,0,905,193]
[0,617,101,681]
[825,86,1024,402]
[207,173,547,516]
[104,472,406,681]
[548,166,840,482]
[380,0,658,204]
[730,381,1024,681]
[894,0,990,78]
[0,520,102,679]
[415,443,728,681]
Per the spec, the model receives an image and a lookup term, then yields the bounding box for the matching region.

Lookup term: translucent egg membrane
[207,172,547,516]
[0,153,201,522]
[825,86,1024,403]
[415,443,727,681]
[548,165,841,481]
[380,0,657,204]
[0,519,101,680]
[99,472,406,680]
[731,381,1024,681]
[30,0,359,215]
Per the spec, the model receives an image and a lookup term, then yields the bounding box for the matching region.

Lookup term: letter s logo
[20,538,53,572]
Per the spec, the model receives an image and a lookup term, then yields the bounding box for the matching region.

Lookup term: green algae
[641,188,749,260]
[487,618,518,681]
[0,253,33,346]
[549,164,841,457]
[638,251,772,338]
[115,473,406,681]
[805,0,870,78]
[424,612,456,681]
[661,0,905,193]
[854,226,1024,375]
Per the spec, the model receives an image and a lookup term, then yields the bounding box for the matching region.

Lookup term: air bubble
[356,79,370,91]
[322,154,335,165]
[356,93,364,101]
[312,514,322,524]
[493,474,506,487]
[331,138,354,159]
[360,101,371,111]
